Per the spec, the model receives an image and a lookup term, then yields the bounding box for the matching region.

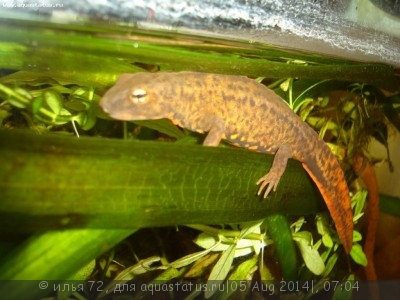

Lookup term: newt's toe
[256,174,279,198]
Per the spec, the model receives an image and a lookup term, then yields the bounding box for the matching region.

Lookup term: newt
[100,71,354,253]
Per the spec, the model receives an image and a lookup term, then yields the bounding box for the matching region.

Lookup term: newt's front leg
[257,145,292,198]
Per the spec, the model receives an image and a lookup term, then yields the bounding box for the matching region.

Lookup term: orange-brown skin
[100,72,354,253]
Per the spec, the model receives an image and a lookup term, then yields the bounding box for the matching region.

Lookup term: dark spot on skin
[249,97,255,107]
[258,103,268,111]
[224,94,235,102]
[236,84,244,92]
[221,91,226,100]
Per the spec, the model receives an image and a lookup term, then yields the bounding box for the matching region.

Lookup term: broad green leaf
[57,260,96,300]
[0,129,325,232]
[0,229,134,300]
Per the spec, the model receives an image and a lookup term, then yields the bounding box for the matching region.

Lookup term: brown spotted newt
[100,72,354,253]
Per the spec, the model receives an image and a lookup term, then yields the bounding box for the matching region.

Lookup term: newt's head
[100,72,174,121]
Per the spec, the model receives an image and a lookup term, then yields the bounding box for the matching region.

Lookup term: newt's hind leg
[257,145,292,198]
[202,116,226,147]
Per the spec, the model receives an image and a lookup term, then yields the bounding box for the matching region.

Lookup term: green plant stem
[266,214,298,280]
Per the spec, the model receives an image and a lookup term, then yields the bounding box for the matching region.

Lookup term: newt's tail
[302,141,353,253]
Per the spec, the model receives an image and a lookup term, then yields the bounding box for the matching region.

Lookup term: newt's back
[101,72,314,159]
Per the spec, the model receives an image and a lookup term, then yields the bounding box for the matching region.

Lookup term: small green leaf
[75,109,97,131]
[316,214,334,248]
[353,190,368,221]
[290,217,306,233]
[260,261,275,281]
[293,231,313,243]
[322,252,339,277]
[228,255,258,281]
[0,85,32,108]
[153,266,183,281]
[293,232,325,275]
[215,256,258,300]
[193,221,265,258]
[71,87,91,97]
[169,242,221,269]
[203,221,261,299]
[31,95,43,115]
[298,98,314,118]
[280,78,291,92]
[349,243,367,266]
[185,253,220,278]
[322,234,334,248]
[317,96,330,107]
[194,232,219,249]
[353,230,362,243]
[332,274,355,300]
[99,256,161,298]
[32,91,72,125]
[205,243,236,298]
[316,214,330,235]
[117,256,161,280]
[43,90,63,114]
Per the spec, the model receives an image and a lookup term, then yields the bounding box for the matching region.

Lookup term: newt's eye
[130,89,147,104]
